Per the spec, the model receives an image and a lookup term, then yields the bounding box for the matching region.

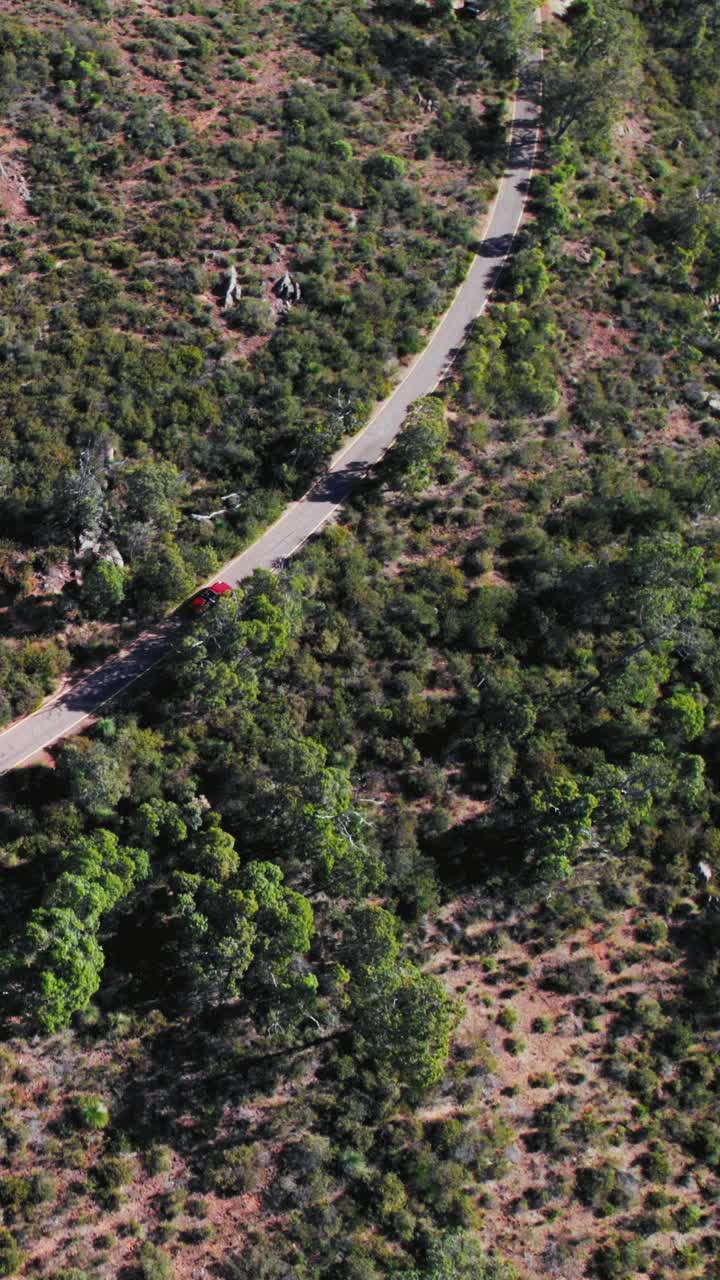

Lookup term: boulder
[223,265,242,310]
[101,542,124,568]
[274,270,302,304]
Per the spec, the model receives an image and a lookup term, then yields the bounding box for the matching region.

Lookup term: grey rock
[274,270,302,304]
[101,542,124,569]
[223,265,242,310]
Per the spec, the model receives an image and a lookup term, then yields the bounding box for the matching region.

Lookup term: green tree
[529,776,598,880]
[462,304,559,415]
[482,0,536,77]
[387,397,449,494]
[661,689,705,741]
[50,468,105,551]
[174,873,258,1003]
[531,165,575,237]
[348,908,456,1092]
[25,907,104,1033]
[178,571,297,713]
[194,814,239,881]
[22,831,149,1032]
[355,964,456,1093]
[508,246,550,301]
[131,541,195,614]
[0,1228,23,1278]
[307,771,383,896]
[244,861,314,982]
[401,1231,517,1280]
[543,0,641,145]
[577,534,708,700]
[82,558,126,618]
[344,904,401,976]
[627,533,706,641]
[59,739,131,816]
[135,798,190,848]
[52,830,150,914]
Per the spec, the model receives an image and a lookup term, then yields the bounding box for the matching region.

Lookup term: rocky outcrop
[223,265,242,310]
[274,270,301,305]
[0,157,31,204]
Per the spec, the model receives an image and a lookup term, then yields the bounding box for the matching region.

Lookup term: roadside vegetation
[0,0,529,719]
[0,0,719,1278]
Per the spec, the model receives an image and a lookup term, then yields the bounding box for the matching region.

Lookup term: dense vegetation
[1,0,720,1278]
[0,0,530,720]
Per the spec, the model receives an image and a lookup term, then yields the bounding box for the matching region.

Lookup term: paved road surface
[0,56,540,775]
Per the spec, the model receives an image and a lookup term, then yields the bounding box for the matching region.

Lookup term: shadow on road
[478,231,515,260]
[60,626,178,715]
[307,458,370,504]
[508,116,538,171]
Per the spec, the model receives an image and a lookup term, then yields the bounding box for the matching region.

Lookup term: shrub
[542,957,604,995]
[0,1169,55,1222]
[29,1171,56,1205]
[674,1203,702,1232]
[629,1063,659,1104]
[92,1155,135,1206]
[571,1109,605,1147]
[643,1145,671,1184]
[74,1094,110,1130]
[497,1006,518,1030]
[594,1237,649,1280]
[674,1243,702,1272]
[364,153,406,180]
[158,1189,185,1221]
[54,1270,100,1280]
[626,995,663,1031]
[655,1020,694,1059]
[504,1035,526,1056]
[0,1229,23,1277]
[183,1222,215,1244]
[688,1119,720,1169]
[534,1098,574,1153]
[427,1118,463,1155]
[206,1144,268,1196]
[575,1164,637,1216]
[635,916,669,944]
[231,297,275,336]
[645,1189,672,1209]
[144,1144,173,1175]
[530,1071,555,1088]
[0,1176,30,1222]
[135,1243,173,1280]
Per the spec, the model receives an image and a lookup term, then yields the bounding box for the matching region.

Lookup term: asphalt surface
[0,56,540,776]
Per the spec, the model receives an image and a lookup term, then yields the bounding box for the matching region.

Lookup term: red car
[189,581,233,613]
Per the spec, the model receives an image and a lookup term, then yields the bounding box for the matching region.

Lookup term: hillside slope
[0,3,719,1280]
[0,0,531,720]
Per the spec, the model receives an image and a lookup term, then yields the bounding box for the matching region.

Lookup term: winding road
[0,54,540,776]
